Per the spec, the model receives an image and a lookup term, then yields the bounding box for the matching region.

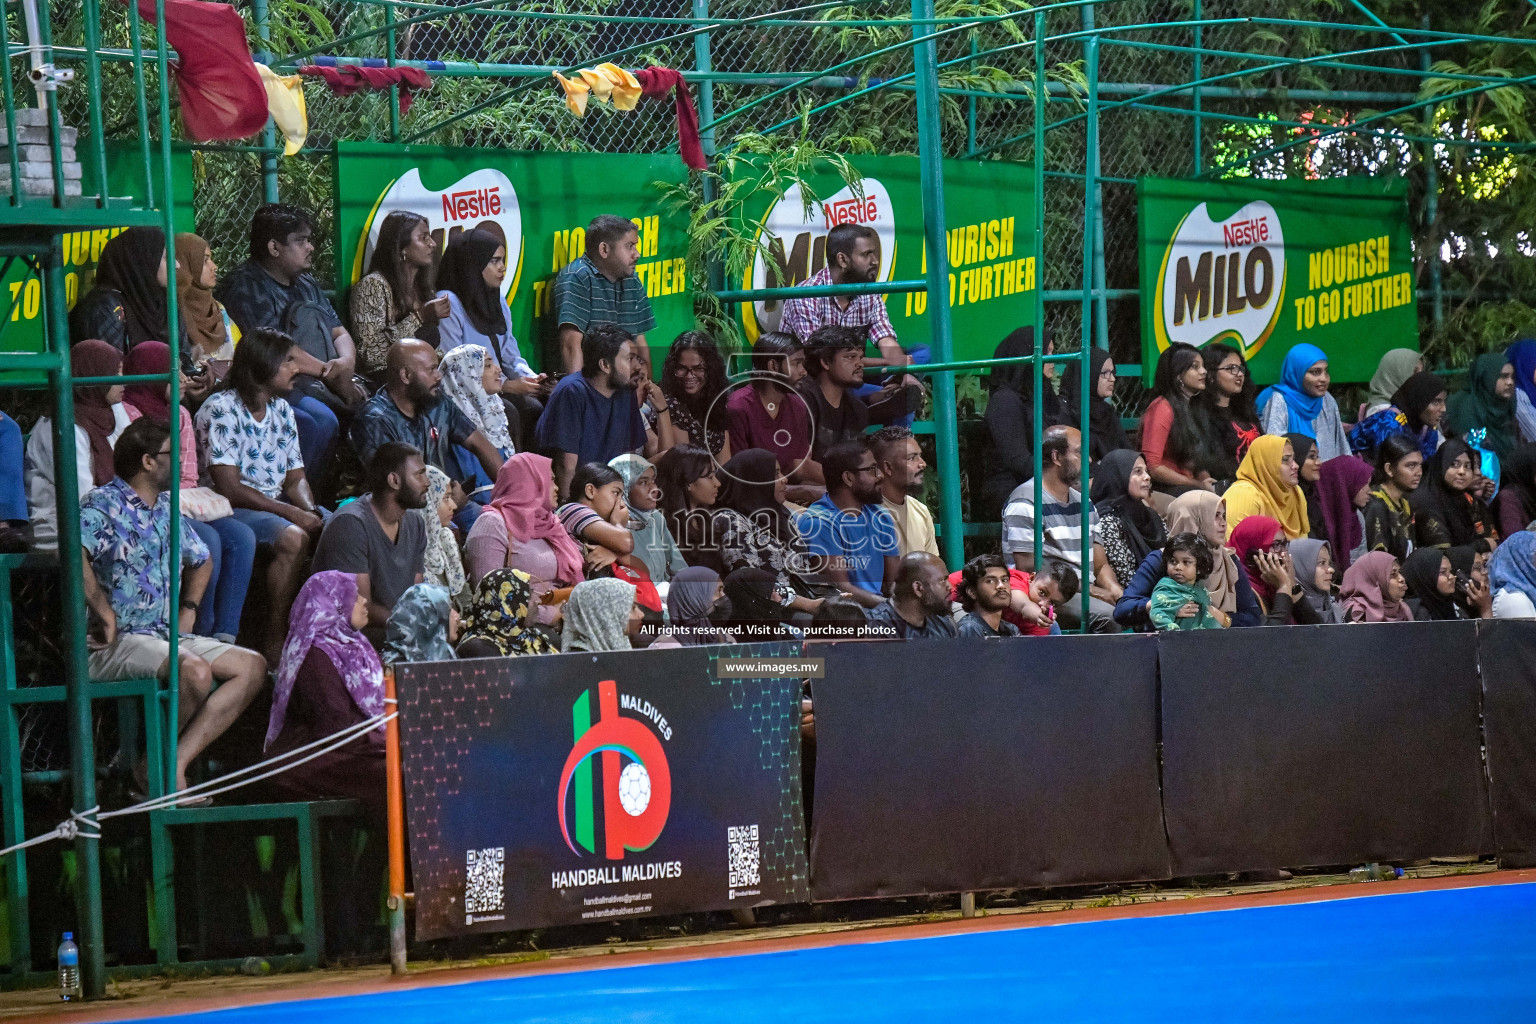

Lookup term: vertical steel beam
[1192,0,1203,175]
[253,0,280,203]
[1420,16,1442,335]
[1031,11,1046,571]
[1081,4,1107,351]
[694,0,724,298]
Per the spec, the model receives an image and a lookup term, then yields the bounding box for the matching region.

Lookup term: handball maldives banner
[393,645,809,940]
[734,157,1039,363]
[333,143,695,371]
[1138,176,1416,384]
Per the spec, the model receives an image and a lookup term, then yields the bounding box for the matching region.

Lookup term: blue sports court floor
[133,880,1536,1023]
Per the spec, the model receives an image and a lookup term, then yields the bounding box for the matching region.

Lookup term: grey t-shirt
[312,496,426,616]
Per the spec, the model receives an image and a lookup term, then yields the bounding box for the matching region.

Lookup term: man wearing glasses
[793,438,901,610]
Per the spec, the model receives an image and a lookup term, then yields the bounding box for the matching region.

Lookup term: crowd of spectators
[6,201,1536,806]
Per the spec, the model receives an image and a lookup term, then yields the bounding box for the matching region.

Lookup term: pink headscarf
[1338,551,1413,623]
[486,452,585,586]
[267,571,384,749]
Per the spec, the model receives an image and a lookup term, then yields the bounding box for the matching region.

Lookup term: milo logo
[1153,200,1286,360]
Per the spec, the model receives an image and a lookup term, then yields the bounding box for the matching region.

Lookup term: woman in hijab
[1412,438,1497,549]
[562,577,641,653]
[1289,538,1345,624]
[1446,352,1518,460]
[715,448,825,613]
[1490,530,1536,618]
[465,452,586,621]
[417,465,468,604]
[610,453,686,585]
[1496,444,1536,537]
[264,572,387,816]
[1287,434,1323,542]
[381,583,459,665]
[1448,543,1495,618]
[24,339,131,550]
[174,233,236,387]
[1091,449,1166,588]
[1508,339,1536,444]
[1257,343,1351,461]
[69,227,180,355]
[1401,548,1467,622]
[723,566,800,639]
[1347,349,1423,461]
[1315,452,1375,572]
[1390,371,1448,460]
[1338,551,1413,623]
[980,327,1062,519]
[1360,434,1420,563]
[1221,434,1308,539]
[1053,347,1127,466]
[1114,490,1260,630]
[455,569,559,658]
[1229,514,1319,624]
[439,344,516,465]
[655,566,734,646]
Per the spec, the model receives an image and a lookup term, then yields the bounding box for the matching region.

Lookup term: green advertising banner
[333,143,694,372]
[735,157,1038,364]
[1138,176,1416,384]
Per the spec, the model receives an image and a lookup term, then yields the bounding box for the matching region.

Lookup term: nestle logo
[822,197,878,229]
[1223,216,1268,248]
[442,187,502,222]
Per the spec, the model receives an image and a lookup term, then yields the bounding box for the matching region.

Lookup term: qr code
[727,825,760,889]
[465,847,505,915]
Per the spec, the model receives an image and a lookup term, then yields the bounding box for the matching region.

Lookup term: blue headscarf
[1506,338,1536,410]
[1491,530,1536,608]
[1256,343,1328,438]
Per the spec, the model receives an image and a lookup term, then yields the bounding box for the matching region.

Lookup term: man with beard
[351,338,504,524]
[871,424,938,557]
[552,215,656,376]
[953,553,1021,638]
[311,442,430,647]
[865,551,958,639]
[794,439,900,609]
[535,321,649,500]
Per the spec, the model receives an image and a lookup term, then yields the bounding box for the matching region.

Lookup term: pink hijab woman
[1338,551,1413,623]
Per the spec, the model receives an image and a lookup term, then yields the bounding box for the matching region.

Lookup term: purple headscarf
[266,571,385,750]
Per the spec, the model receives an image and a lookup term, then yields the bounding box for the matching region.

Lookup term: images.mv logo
[557,680,672,860]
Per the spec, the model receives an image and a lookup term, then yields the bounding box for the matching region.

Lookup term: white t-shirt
[194,390,303,499]
[24,406,130,551]
[1492,588,1536,619]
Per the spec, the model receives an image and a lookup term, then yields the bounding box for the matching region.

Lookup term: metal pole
[156,0,183,795]
[1191,0,1202,174]
[1076,16,1098,631]
[912,0,961,569]
[385,668,407,975]
[1031,11,1046,571]
[966,35,978,155]
[1081,3,1107,352]
[1420,15,1442,335]
[386,4,401,143]
[253,0,280,204]
[694,0,723,300]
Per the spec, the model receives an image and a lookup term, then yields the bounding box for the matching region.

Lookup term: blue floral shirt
[80,478,210,636]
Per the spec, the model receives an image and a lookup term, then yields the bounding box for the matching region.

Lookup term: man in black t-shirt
[796,325,871,461]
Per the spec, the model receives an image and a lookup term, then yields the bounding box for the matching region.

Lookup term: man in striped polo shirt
[552,214,656,375]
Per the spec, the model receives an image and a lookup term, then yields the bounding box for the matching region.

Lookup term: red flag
[132,0,268,142]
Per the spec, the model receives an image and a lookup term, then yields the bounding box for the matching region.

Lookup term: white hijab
[439,344,514,454]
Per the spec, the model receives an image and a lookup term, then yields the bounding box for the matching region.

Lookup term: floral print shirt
[80,477,210,636]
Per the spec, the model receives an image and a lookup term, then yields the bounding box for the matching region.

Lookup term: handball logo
[557,680,672,860]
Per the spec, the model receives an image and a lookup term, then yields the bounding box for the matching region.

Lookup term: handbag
[178,486,233,522]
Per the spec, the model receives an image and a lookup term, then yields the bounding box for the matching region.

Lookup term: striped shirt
[778,267,897,346]
[552,256,656,336]
[1001,479,1100,570]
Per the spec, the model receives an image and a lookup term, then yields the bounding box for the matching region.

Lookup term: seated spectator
[1230,515,1321,625]
[1446,352,1518,460]
[871,425,937,558]
[813,592,868,629]
[435,229,548,450]
[794,440,899,610]
[726,332,820,489]
[1489,531,1536,618]
[351,211,448,379]
[1360,435,1420,561]
[716,448,825,615]
[1338,551,1412,623]
[721,566,800,640]
[950,558,1076,637]
[381,583,458,665]
[1313,453,1373,575]
[1257,343,1351,461]
[656,331,730,460]
[1496,444,1536,537]
[174,233,237,395]
[1290,538,1345,624]
[562,577,643,652]
[79,418,266,797]
[609,455,686,585]
[1141,342,1214,498]
[1002,425,1121,632]
[552,215,655,376]
[466,453,585,624]
[352,339,504,528]
[1193,343,1260,488]
[1448,542,1496,619]
[1401,548,1469,622]
[0,410,26,552]
[195,328,325,662]
[311,443,428,646]
[455,569,559,659]
[124,341,255,643]
[264,571,386,818]
[216,204,361,468]
[69,227,178,356]
[1349,348,1422,460]
[1392,372,1448,460]
[657,566,733,646]
[1509,339,1536,443]
[534,322,648,500]
[1412,438,1497,549]
[439,344,516,463]
[1091,449,1166,590]
[26,339,130,550]
[980,327,1061,519]
[779,222,907,370]
[558,462,637,574]
[1148,534,1223,631]
[797,325,871,461]
[865,551,958,639]
[1288,434,1323,538]
[1115,491,1258,630]
[655,444,727,573]
[417,466,468,604]
[1054,347,1129,468]
[1222,434,1308,540]
[954,553,1021,638]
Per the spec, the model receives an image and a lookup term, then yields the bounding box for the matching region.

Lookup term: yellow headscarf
[1222,434,1310,540]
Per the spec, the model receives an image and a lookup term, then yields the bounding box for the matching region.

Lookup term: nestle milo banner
[334,143,693,371]
[736,157,1038,363]
[1139,176,1416,384]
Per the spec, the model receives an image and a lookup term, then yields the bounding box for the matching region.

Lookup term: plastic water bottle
[57,932,80,1001]
[1348,863,1404,882]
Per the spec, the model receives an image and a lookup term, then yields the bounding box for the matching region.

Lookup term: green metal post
[1192,0,1202,174]
[694,0,723,298]
[253,0,280,203]
[78,0,111,210]
[386,4,401,142]
[125,0,154,209]
[1081,3,1107,352]
[47,238,105,998]
[1031,11,1046,571]
[0,558,31,973]
[1076,17,1099,631]
[966,35,978,155]
[912,0,961,568]
[1420,16,1442,334]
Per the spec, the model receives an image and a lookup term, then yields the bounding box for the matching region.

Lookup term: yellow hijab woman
[1223,434,1310,539]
